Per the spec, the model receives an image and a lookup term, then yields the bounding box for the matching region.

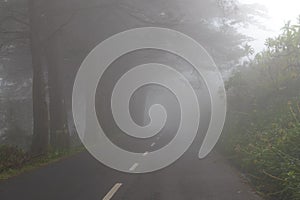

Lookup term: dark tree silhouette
[28,0,49,155]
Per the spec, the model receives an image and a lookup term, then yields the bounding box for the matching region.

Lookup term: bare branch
[10,15,29,26]
[0,30,29,35]
[41,9,80,45]
[0,15,29,27]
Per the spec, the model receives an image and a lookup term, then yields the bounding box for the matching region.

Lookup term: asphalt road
[0,142,262,200]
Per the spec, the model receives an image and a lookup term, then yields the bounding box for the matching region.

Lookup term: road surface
[0,143,262,200]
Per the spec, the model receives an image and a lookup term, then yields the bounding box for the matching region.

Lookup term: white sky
[240,0,300,52]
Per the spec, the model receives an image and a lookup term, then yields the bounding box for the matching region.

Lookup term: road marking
[151,142,155,147]
[129,163,139,171]
[143,151,149,156]
[102,183,122,200]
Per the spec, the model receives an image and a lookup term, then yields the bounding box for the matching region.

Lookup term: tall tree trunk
[46,33,70,150]
[28,0,49,156]
[28,0,69,151]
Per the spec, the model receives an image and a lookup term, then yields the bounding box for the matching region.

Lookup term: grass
[0,146,85,180]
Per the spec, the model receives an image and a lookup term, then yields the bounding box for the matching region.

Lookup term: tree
[46,33,70,150]
[28,0,49,155]
[1,0,264,152]
[27,0,72,151]
[27,0,265,146]
[0,0,47,153]
[223,18,300,200]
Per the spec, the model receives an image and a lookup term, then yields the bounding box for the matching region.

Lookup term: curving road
[0,144,263,200]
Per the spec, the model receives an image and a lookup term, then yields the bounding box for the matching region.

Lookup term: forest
[0,0,299,200]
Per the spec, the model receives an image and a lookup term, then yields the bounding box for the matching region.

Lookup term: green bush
[221,19,300,200]
[0,145,29,173]
[222,100,300,200]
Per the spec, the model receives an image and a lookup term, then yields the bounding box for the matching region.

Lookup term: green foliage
[222,18,300,200]
[0,145,84,180]
[225,101,300,199]
[0,145,29,173]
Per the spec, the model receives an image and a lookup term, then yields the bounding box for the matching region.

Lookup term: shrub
[0,145,29,173]
[222,100,300,200]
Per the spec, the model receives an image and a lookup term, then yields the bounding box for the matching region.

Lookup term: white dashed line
[151,142,156,147]
[102,183,122,200]
[143,151,149,156]
[129,163,139,171]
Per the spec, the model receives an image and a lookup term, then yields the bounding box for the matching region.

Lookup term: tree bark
[28,0,49,156]
[46,33,70,150]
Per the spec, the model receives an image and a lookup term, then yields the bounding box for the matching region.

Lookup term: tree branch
[0,15,29,27]
[10,15,29,26]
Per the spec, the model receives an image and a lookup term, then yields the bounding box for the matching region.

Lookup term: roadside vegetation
[0,145,84,180]
[222,19,300,200]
